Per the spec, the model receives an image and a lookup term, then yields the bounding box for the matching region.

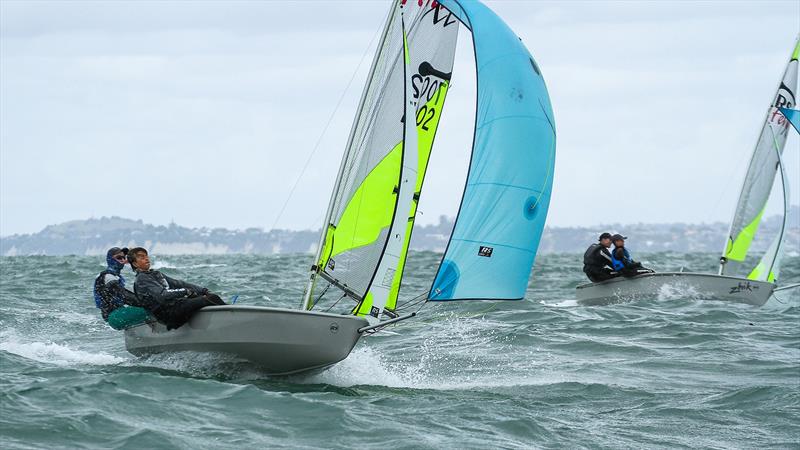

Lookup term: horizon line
[2,210,799,239]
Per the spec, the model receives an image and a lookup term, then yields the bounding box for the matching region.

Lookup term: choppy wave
[0,330,124,366]
[0,252,798,448]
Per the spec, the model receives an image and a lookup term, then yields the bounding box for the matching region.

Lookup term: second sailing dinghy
[124,0,556,375]
[577,38,799,307]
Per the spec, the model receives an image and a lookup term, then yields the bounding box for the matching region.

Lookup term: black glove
[206,293,225,305]
[185,288,197,298]
[200,288,209,296]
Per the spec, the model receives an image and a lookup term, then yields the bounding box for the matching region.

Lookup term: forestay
[720,38,799,281]
[429,0,556,301]
[303,0,459,319]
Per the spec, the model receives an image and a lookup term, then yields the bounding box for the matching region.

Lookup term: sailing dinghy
[125,0,556,374]
[576,37,799,307]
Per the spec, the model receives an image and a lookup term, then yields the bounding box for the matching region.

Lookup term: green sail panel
[305,1,459,313]
[721,37,798,279]
[354,5,459,318]
[317,143,402,271]
[355,81,452,316]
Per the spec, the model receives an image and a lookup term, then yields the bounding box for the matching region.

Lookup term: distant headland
[2,207,798,256]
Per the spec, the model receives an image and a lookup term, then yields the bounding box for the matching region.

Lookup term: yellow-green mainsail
[356,82,451,316]
[724,206,765,263]
[313,82,450,315]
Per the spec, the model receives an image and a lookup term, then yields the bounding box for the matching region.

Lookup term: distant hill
[2,207,798,256]
[0,217,317,256]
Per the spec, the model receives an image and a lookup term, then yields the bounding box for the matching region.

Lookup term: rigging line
[413,298,430,316]
[396,295,427,312]
[323,293,348,313]
[396,299,425,314]
[397,296,426,309]
[268,22,384,232]
[311,283,331,309]
[395,290,428,309]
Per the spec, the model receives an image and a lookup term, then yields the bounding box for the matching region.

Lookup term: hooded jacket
[93,250,142,320]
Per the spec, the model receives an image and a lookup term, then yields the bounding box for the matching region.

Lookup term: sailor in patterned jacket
[93,247,150,330]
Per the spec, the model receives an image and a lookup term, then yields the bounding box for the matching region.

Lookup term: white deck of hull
[124,306,369,375]
[575,272,775,306]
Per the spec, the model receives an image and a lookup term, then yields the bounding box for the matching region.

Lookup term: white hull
[124,306,369,375]
[575,272,775,306]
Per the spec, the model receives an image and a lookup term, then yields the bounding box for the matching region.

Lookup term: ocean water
[1,252,798,449]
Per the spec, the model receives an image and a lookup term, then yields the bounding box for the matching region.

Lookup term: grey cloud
[1,0,385,38]
[1,0,799,235]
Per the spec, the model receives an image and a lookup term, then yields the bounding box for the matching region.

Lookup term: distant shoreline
[2,211,798,256]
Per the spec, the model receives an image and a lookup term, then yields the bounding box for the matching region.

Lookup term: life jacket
[611,247,631,271]
[93,269,125,320]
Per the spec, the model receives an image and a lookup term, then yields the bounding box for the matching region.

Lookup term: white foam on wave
[0,331,124,366]
[540,299,578,308]
[149,261,226,270]
[300,346,421,388]
[150,260,177,269]
[52,310,102,327]
[298,314,569,391]
[186,263,228,269]
[300,343,576,391]
[657,282,701,300]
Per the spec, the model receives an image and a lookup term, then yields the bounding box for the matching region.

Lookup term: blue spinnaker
[429,0,556,301]
[779,107,800,134]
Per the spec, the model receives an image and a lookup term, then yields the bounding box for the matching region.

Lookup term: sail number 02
[412,75,444,131]
[416,106,435,131]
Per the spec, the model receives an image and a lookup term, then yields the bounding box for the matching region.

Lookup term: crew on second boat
[610,234,654,277]
[583,232,619,282]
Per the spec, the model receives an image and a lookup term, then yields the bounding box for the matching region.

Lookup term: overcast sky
[1,0,799,236]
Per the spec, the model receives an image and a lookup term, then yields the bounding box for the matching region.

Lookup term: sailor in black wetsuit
[583,232,619,282]
[128,247,226,330]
